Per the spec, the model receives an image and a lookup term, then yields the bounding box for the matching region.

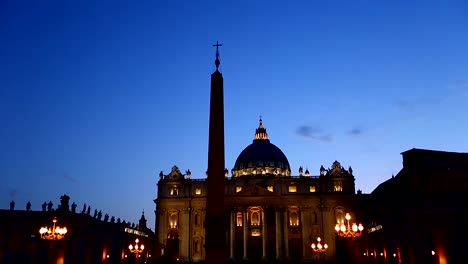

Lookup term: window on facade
[289,209,300,227]
[250,210,260,226]
[170,185,179,196]
[267,185,273,192]
[195,187,201,195]
[288,185,297,193]
[236,186,242,193]
[169,211,178,228]
[236,212,243,227]
[309,185,316,192]
[334,181,343,192]
[335,209,344,225]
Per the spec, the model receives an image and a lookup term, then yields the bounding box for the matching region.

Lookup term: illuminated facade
[154,119,361,263]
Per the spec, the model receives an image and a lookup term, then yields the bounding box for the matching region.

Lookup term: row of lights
[364,251,436,257]
[39,218,148,258]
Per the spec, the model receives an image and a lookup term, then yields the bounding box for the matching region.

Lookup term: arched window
[250,208,261,226]
[335,207,345,225]
[236,212,243,227]
[251,211,260,226]
[334,181,343,192]
[168,210,178,228]
[289,207,300,227]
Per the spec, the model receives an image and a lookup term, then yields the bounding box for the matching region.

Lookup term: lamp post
[335,213,364,238]
[312,197,328,263]
[39,217,68,240]
[129,238,145,263]
[39,217,68,264]
[311,237,328,253]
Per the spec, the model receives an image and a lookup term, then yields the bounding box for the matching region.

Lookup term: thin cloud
[348,127,363,136]
[296,125,333,142]
[48,168,79,184]
[63,174,79,184]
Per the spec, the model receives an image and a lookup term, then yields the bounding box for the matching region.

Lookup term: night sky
[1,0,468,229]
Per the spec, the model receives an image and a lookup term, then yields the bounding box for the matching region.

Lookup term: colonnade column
[301,208,308,260]
[230,210,235,259]
[181,208,191,261]
[262,208,267,259]
[159,209,167,246]
[275,208,283,259]
[283,208,290,259]
[243,209,248,260]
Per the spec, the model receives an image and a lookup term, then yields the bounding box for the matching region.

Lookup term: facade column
[301,208,310,260]
[181,208,191,261]
[243,209,249,260]
[262,208,267,259]
[275,208,283,259]
[159,209,167,247]
[321,205,334,262]
[230,209,235,259]
[283,208,290,259]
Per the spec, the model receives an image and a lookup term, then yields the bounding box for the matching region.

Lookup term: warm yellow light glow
[236,186,242,192]
[195,187,201,195]
[335,212,364,238]
[309,185,316,192]
[267,186,273,192]
[432,250,435,256]
[345,213,351,220]
[288,185,297,192]
[311,237,328,253]
[39,217,68,240]
[129,238,144,255]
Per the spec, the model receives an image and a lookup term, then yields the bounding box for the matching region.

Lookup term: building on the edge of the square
[0,195,157,264]
[363,148,468,264]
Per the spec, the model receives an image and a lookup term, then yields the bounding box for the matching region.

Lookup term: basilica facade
[154,120,363,263]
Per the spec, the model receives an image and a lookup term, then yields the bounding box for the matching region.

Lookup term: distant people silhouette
[47,201,53,212]
[42,202,47,212]
[71,202,77,213]
[26,201,31,211]
[9,200,15,210]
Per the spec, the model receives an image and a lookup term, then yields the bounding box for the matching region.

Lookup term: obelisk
[205,41,227,264]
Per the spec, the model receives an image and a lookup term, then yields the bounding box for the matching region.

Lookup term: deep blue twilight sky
[1,0,468,229]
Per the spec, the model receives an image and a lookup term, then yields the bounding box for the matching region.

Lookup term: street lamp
[311,237,328,253]
[129,238,145,257]
[335,213,364,238]
[39,217,68,240]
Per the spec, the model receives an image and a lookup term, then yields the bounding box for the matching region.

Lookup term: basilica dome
[231,119,291,177]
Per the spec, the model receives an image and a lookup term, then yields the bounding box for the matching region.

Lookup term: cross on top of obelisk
[213,41,222,70]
